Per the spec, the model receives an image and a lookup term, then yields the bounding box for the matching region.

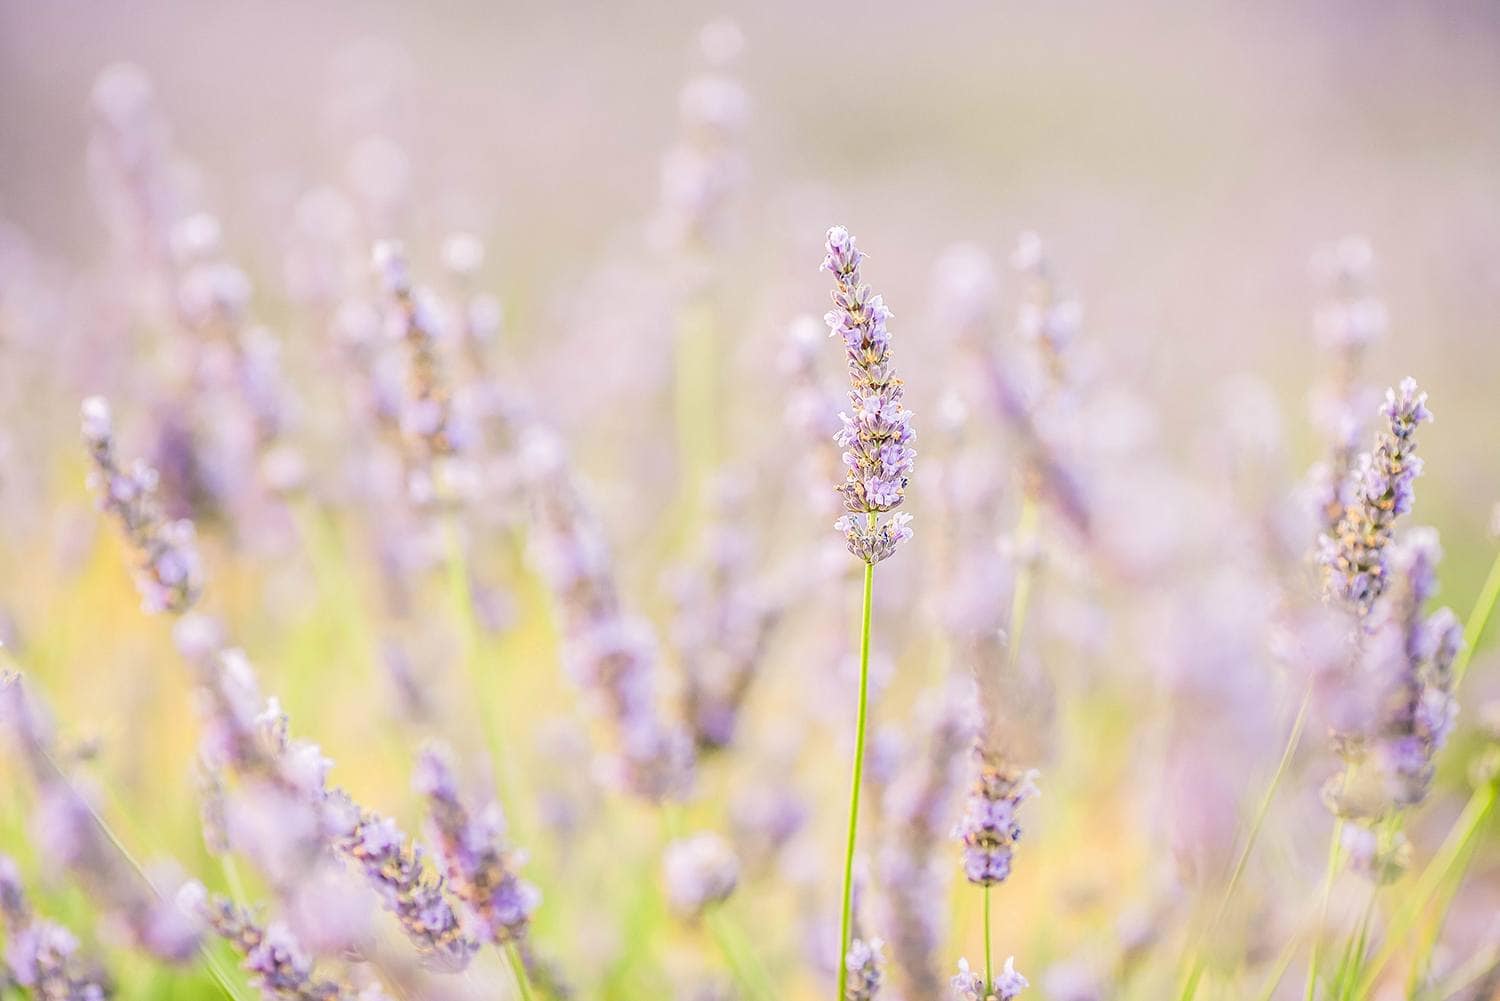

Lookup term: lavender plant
[822,224,914,1001]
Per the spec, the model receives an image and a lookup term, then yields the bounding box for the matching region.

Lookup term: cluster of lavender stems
[76,399,572,989]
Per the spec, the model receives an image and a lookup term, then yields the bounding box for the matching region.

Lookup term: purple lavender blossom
[0,854,113,1000]
[1318,378,1432,614]
[951,956,1028,1000]
[672,480,781,751]
[1366,530,1462,807]
[181,883,368,1001]
[170,618,477,970]
[413,746,539,945]
[843,937,884,1001]
[662,833,739,920]
[82,397,204,614]
[955,748,1039,887]
[822,226,916,564]
[517,424,696,800]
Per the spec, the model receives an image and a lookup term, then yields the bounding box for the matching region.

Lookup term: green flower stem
[1455,545,1500,689]
[984,884,994,989]
[1353,776,1498,997]
[38,750,249,1001]
[707,904,778,1001]
[504,941,537,1001]
[836,555,876,1001]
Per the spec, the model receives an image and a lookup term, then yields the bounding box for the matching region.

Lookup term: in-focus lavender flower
[1319,378,1432,614]
[414,746,539,945]
[82,397,203,614]
[843,937,884,1001]
[822,226,916,564]
[955,748,1039,887]
[662,832,739,920]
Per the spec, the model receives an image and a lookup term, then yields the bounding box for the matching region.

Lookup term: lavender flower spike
[181,883,368,1001]
[82,396,203,613]
[955,751,1039,887]
[823,226,916,564]
[1319,377,1432,614]
[414,745,540,945]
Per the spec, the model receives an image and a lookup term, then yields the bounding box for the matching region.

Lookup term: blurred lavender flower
[1319,378,1432,614]
[650,20,748,266]
[955,748,1038,887]
[373,240,474,506]
[844,937,884,1001]
[1,672,202,964]
[878,683,973,998]
[335,802,476,971]
[1011,232,1081,385]
[414,746,539,945]
[82,396,203,613]
[182,883,369,1001]
[1306,238,1385,540]
[171,619,476,969]
[822,226,916,563]
[518,424,695,800]
[671,479,780,751]
[1,854,114,1001]
[662,833,739,920]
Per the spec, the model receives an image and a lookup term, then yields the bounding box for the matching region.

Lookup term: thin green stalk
[1354,777,1499,997]
[1455,545,1500,689]
[1331,888,1377,1001]
[836,557,876,1001]
[37,751,248,1001]
[707,905,777,1001]
[1178,684,1312,1001]
[504,942,537,1001]
[1305,803,1348,1001]
[984,884,993,989]
[1406,795,1490,995]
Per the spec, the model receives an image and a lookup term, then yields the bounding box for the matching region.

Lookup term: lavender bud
[822,226,916,563]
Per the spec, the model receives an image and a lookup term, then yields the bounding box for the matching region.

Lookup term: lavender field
[3,3,1500,999]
